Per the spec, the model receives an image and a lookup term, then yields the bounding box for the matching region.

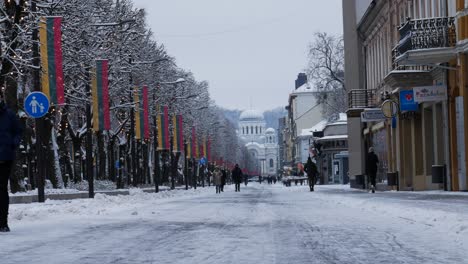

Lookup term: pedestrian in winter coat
[221,169,227,192]
[213,168,222,194]
[0,94,22,232]
[304,157,318,192]
[232,164,243,192]
[366,147,379,193]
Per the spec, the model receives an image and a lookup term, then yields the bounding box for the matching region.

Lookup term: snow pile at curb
[10,188,211,223]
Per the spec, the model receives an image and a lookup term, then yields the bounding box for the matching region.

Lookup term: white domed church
[238,110,279,176]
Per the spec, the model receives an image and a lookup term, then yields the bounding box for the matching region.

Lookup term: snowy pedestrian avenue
[1,185,468,264]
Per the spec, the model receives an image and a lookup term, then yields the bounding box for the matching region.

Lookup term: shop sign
[361,108,386,122]
[381,99,398,118]
[414,85,447,103]
[399,90,418,112]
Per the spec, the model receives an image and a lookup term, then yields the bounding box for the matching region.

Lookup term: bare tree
[306,32,346,118]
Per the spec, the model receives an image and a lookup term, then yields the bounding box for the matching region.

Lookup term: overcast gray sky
[132,0,343,112]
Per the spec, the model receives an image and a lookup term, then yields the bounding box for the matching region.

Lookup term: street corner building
[343,0,468,191]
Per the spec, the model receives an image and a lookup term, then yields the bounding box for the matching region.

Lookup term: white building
[286,82,324,164]
[238,110,279,176]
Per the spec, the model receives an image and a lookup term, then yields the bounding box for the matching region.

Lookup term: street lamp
[152,78,186,191]
[184,139,188,190]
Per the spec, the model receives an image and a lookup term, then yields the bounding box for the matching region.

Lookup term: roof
[291,83,318,95]
[265,128,275,134]
[300,120,328,137]
[316,135,348,141]
[239,109,264,121]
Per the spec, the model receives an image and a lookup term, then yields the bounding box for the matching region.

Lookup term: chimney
[295,73,307,89]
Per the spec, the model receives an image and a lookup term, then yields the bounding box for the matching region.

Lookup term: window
[246,126,248,134]
[256,126,258,134]
[270,159,274,168]
[242,127,245,134]
[251,126,253,134]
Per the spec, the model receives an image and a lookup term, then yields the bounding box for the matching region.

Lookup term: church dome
[265,128,275,134]
[239,109,264,121]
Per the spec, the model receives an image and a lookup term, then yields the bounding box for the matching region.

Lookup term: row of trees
[0,0,256,192]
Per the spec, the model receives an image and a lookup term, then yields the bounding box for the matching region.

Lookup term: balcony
[394,17,456,66]
[384,17,455,88]
[348,89,378,110]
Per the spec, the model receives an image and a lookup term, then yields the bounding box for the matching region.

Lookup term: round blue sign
[24,92,50,118]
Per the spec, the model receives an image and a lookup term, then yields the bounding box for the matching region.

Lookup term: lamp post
[184,139,188,190]
[153,89,160,193]
[154,78,186,191]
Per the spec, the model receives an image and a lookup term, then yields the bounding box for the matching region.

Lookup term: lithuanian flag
[39,16,65,105]
[172,115,184,152]
[92,60,110,131]
[135,86,150,140]
[158,106,170,149]
[191,127,197,159]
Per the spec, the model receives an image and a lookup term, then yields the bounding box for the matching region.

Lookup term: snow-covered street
[1,184,468,264]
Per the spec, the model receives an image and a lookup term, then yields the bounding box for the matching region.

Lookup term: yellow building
[344,0,468,191]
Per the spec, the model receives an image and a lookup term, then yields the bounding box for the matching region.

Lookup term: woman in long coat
[213,168,223,194]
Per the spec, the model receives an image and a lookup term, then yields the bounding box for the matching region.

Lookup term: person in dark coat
[366,147,379,193]
[221,169,227,192]
[231,164,243,192]
[304,157,318,192]
[0,93,22,232]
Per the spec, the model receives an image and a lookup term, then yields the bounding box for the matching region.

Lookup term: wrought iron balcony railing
[396,16,456,56]
[348,89,377,109]
[396,17,456,55]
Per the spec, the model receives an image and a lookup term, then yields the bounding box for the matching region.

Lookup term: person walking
[213,168,222,194]
[0,93,22,232]
[232,164,243,192]
[221,169,226,192]
[304,157,318,192]
[366,147,379,193]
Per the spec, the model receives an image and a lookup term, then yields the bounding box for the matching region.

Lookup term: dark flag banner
[191,127,197,159]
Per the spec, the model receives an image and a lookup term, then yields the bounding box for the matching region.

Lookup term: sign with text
[414,85,447,103]
[361,108,386,122]
[399,90,418,112]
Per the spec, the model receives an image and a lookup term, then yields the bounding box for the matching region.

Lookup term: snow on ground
[1,183,468,264]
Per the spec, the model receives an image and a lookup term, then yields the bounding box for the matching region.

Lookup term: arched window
[256,126,258,134]
[270,159,274,168]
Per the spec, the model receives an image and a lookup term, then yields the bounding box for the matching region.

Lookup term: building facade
[343,0,468,191]
[238,110,279,176]
[285,74,323,168]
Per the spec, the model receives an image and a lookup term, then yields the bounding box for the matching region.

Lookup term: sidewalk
[312,184,468,215]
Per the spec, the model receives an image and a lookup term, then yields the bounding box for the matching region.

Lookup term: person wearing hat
[366,147,379,193]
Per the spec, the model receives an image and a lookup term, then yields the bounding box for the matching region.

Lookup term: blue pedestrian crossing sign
[24,92,50,118]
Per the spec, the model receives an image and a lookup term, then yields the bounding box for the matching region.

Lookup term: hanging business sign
[413,85,447,103]
[361,108,386,122]
[381,99,399,118]
[399,90,418,112]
